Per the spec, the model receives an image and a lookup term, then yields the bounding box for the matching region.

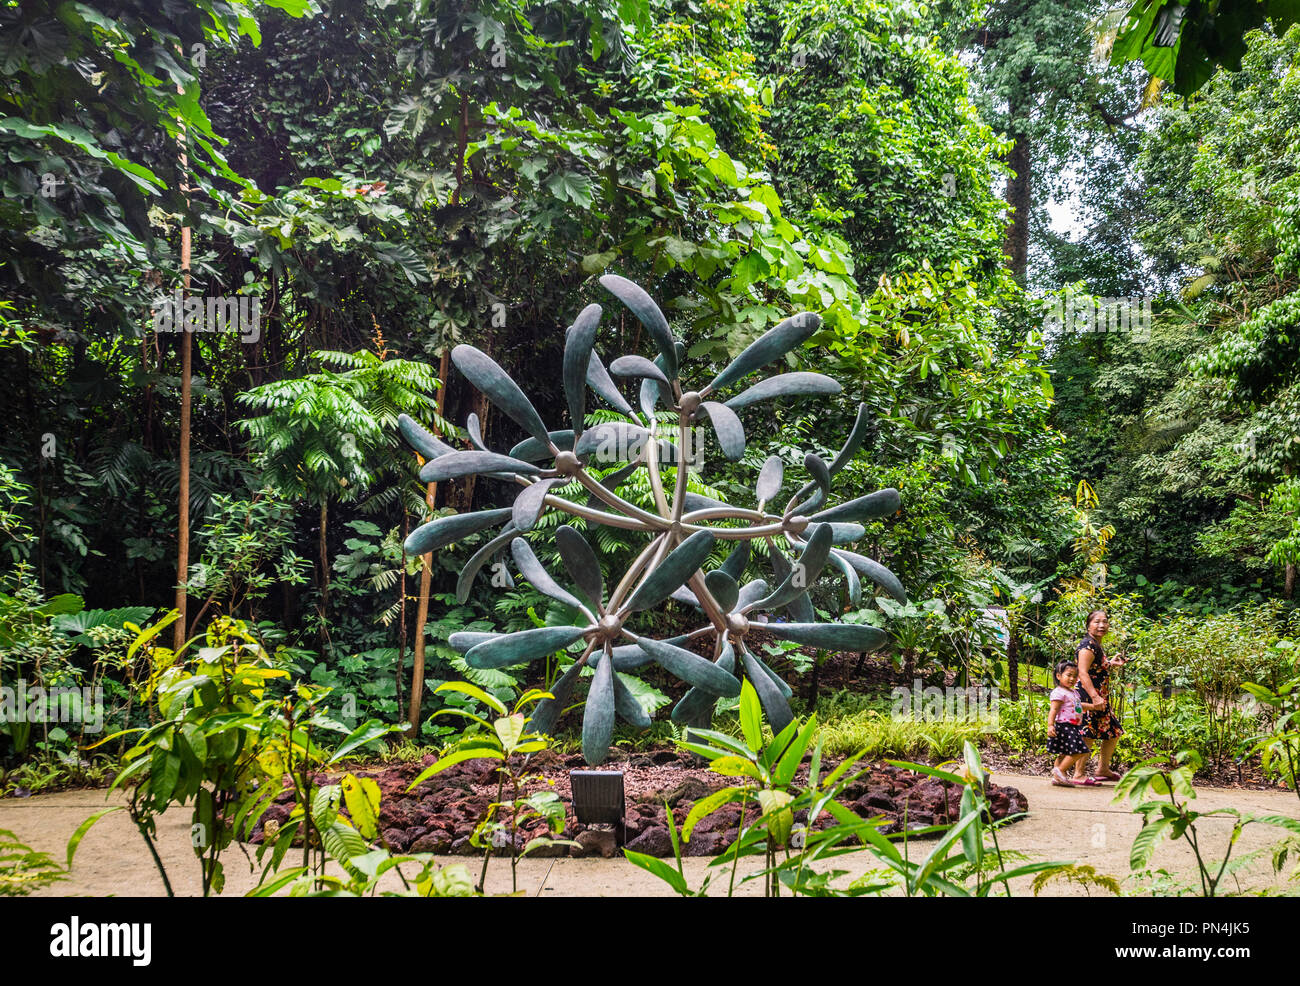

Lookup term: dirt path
[3,773,1297,897]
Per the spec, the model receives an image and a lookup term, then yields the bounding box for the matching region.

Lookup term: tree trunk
[407,348,451,735]
[318,500,330,633]
[172,64,193,654]
[1002,68,1034,282]
[172,228,192,653]
[1286,562,1295,600]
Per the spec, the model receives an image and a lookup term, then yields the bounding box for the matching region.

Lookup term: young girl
[1046,661,1105,786]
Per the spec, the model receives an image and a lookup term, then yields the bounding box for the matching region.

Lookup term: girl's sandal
[1051,769,1074,787]
[1074,777,1105,786]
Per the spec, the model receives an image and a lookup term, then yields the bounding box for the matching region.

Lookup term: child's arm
[1047,698,1062,737]
[1082,697,1106,711]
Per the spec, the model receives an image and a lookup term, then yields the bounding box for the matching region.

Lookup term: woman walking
[1072,609,1128,782]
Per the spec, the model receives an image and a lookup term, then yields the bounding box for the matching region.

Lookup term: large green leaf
[741,647,792,733]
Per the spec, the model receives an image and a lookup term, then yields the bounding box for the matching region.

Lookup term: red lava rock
[625,825,673,856]
[237,748,1029,858]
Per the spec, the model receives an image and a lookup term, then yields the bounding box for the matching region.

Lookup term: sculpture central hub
[554,450,581,476]
[593,613,623,643]
[726,612,750,637]
[678,390,701,417]
[785,514,810,534]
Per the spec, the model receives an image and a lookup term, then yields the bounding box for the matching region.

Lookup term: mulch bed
[248,749,1029,859]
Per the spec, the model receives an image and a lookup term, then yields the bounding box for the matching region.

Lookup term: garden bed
[248,749,1029,858]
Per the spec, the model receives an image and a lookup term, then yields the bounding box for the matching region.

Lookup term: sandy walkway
[3,773,1297,897]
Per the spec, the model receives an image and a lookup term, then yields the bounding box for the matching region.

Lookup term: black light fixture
[569,770,626,844]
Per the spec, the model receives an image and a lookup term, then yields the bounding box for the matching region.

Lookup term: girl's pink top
[1051,686,1082,724]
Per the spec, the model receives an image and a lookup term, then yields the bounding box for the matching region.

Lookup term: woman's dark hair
[1084,609,1107,632]
[1055,660,1078,677]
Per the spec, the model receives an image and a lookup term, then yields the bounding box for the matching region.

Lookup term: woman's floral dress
[1076,634,1123,741]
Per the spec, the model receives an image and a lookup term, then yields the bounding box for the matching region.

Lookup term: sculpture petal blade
[420,450,540,483]
[724,372,841,411]
[528,659,583,737]
[750,650,794,699]
[452,344,551,446]
[466,413,488,452]
[765,622,889,652]
[828,523,866,544]
[735,578,769,611]
[719,541,750,583]
[447,631,500,652]
[706,312,821,393]
[670,584,700,608]
[703,569,739,613]
[512,478,565,533]
[586,351,635,417]
[632,635,741,697]
[510,537,589,614]
[810,488,901,524]
[671,641,735,728]
[684,491,729,513]
[599,274,679,381]
[405,507,513,555]
[582,652,616,764]
[564,304,602,436]
[556,525,603,611]
[464,625,589,670]
[828,403,871,477]
[610,354,670,386]
[830,548,907,603]
[612,672,651,729]
[398,413,455,460]
[753,523,832,611]
[805,452,831,499]
[755,455,784,506]
[595,632,693,670]
[699,400,746,461]
[828,550,862,608]
[456,525,518,603]
[623,530,717,613]
[509,430,574,462]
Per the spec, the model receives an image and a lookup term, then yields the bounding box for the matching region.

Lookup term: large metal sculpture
[397,275,906,764]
